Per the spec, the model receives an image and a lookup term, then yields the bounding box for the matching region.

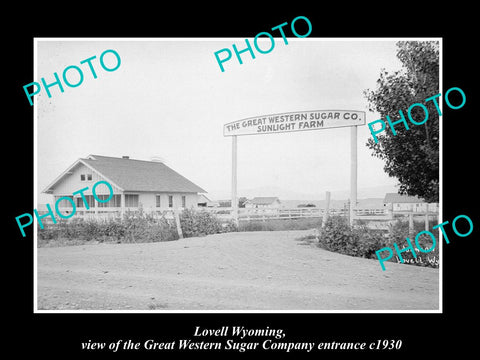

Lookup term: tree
[364,41,439,203]
[297,203,316,208]
[238,197,248,208]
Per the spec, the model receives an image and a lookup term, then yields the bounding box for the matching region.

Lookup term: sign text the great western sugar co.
[223,110,366,137]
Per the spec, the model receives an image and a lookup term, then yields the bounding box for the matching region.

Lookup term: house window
[112,194,121,207]
[125,194,139,207]
[156,195,161,208]
[97,194,121,208]
[168,195,173,208]
[182,195,186,208]
[80,174,92,181]
[87,195,95,208]
[55,196,74,208]
[77,195,95,208]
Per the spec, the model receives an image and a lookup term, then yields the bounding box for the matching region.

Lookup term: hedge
[315,216,439,268]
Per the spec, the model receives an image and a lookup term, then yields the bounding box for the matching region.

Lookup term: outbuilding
[244,197,281,209]
[383,193,438,213]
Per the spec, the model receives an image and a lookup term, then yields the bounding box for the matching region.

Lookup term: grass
[238,217,322,232]
[38,237,120,248]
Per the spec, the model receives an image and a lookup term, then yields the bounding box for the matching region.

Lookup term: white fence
[36,205,438,232]
[205,207,438,233]
[205,207,392,221]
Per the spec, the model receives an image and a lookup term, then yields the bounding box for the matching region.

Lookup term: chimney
[122,156,129,159]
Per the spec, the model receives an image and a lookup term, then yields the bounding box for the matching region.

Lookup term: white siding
[50,162,121,196]
[138,193,199,211]
[392,202,439,212]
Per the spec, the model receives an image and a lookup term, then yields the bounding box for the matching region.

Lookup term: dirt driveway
[37,230,439,311]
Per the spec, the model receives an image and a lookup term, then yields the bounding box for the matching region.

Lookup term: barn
[244,197,281,209]
[42,155,206,216]
[383,193,438,213]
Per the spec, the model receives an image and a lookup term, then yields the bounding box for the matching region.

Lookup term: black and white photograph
[32,37,442,312]
[7,7,478,357]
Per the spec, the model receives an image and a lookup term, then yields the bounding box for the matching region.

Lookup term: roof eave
[42,158,125,194]
[41,159,82,194]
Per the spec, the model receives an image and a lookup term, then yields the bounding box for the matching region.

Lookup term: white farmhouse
[42,155,206,216]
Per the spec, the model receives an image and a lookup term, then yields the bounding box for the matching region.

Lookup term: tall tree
[364,41,440,203]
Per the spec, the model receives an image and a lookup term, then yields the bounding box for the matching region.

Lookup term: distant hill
[208,184,397,208]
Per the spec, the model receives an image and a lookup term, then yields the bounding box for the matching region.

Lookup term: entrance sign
[224,110,366,137]
[225,109,366,226]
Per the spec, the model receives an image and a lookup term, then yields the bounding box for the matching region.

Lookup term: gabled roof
[44,155,206,194]
[246,197,281,205]
[383,193,424,204]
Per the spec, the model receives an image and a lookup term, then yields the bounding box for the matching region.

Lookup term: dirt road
[37,230,439,311]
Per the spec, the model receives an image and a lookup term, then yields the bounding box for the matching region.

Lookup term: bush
[121,209,178,243]
[317,216,387,259]
[353,225,389,259]
[37,208,238,246]
[386,219,439,268]
[179,209,235,238]
[37,209,179,246]
[312,216,439,268]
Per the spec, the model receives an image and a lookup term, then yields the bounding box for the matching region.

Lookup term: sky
[35,38,412,204]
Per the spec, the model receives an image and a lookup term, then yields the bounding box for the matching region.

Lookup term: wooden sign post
[350,125,358,226]
[231,135,238,226]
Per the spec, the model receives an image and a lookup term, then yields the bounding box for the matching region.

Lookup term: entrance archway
[223,109,366,226]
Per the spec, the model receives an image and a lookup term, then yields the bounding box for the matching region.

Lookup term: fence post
[322,191,331,228]
[408,204,414,237]
[425,203,429,231]
[388,203,394,219]
[174,210,183,239]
